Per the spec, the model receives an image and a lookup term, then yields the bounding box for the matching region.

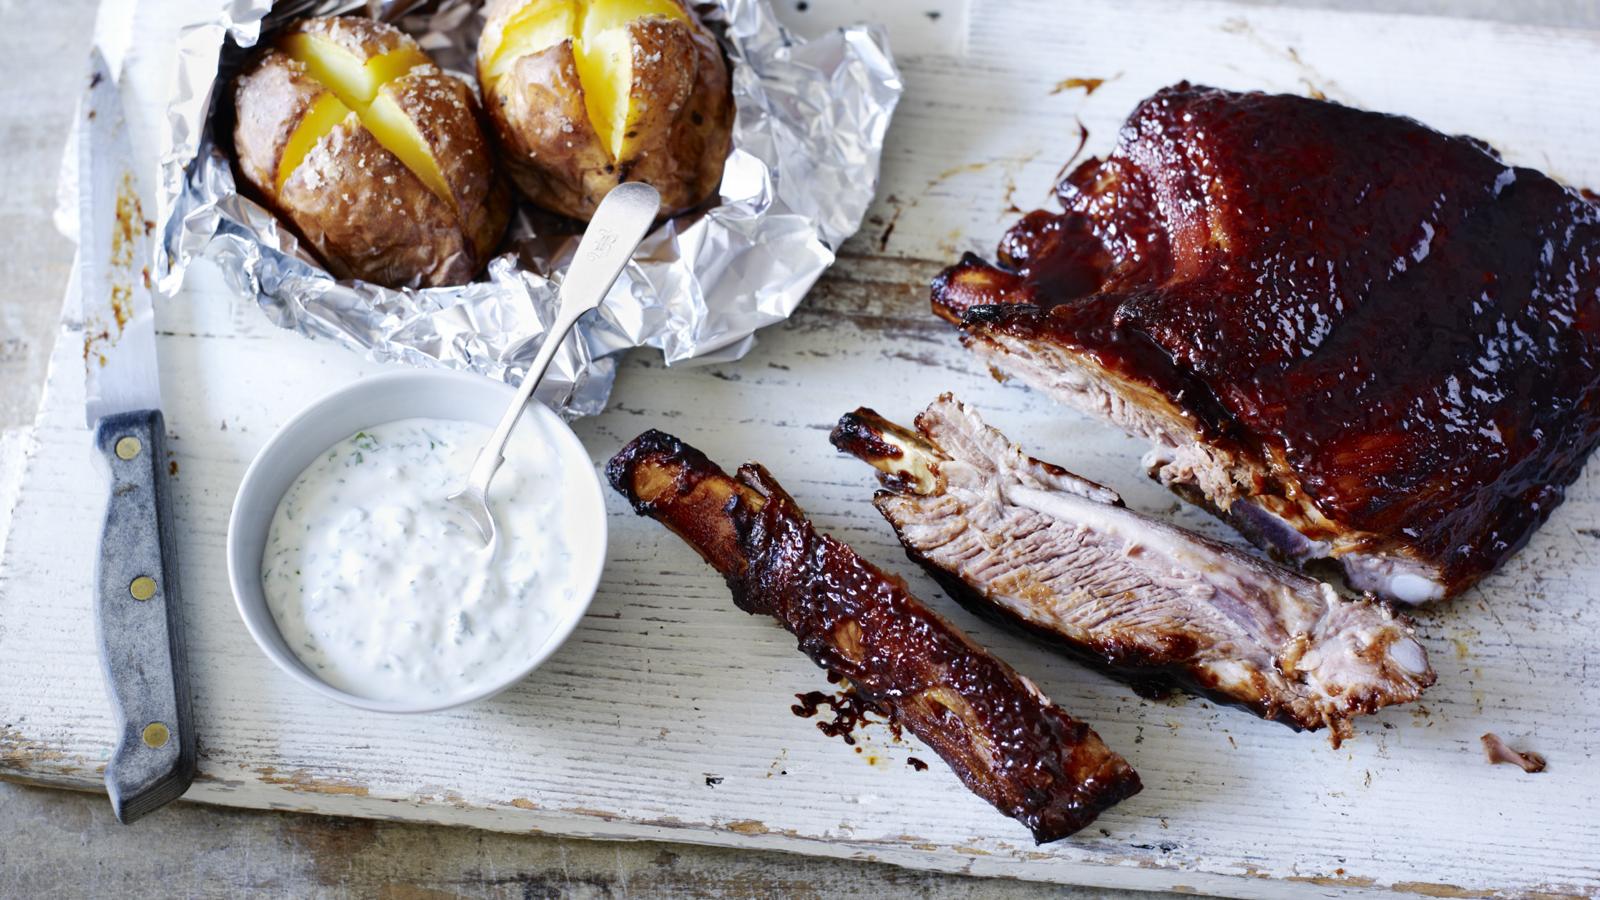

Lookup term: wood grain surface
[4,0,1600,897]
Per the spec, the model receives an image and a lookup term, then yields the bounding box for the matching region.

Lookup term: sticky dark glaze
[828,413,906,462]
[933,83,1600,597]
[828,407,931,496]
[790,687,887,746]
[607,430,1142,843]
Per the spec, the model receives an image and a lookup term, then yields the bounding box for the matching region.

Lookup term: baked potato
[477,0,734,221]
[233,16,510,288]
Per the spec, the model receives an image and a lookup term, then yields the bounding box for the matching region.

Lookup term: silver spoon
[449,182,661,545]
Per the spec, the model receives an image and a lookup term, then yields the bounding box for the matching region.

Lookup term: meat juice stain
[1048,119,1092,191]
[1050,77,1106,96]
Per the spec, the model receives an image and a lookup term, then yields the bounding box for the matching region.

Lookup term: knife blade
[78,47,195,824]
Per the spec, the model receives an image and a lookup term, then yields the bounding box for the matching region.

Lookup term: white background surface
[4,0,1600,896]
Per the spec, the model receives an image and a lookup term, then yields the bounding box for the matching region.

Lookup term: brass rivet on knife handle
[141,722,171,749]
[129,576,157,601]
[115,436,142,460]
[94,410,197,822]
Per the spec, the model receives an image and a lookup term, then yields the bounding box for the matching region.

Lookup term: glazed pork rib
[934,83,1600,603]
[831,396,1434,740]
[607,430,1141,842]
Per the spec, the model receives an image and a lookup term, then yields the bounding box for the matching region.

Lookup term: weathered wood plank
[4,0,1600,896]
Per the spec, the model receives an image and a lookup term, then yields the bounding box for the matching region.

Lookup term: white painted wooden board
[4,0,1600,896]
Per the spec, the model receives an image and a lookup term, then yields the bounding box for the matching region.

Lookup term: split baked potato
[233,16,510,288]
[477,0,734,221]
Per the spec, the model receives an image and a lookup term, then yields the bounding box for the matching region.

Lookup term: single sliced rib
[830,395,1434,741]
[933,83,1600,604]
[607,430,1141,842]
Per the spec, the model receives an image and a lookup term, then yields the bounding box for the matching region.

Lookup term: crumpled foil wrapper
[157,0,900,416]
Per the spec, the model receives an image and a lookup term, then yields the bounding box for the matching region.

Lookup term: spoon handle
[464,183,662,495]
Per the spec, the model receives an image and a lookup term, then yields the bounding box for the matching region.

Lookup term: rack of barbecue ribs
[932,83,1600,604]
[832,395,1435,744]
[607,430,1142,842]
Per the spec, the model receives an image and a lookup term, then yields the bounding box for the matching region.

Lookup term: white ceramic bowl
[226,368,607,713]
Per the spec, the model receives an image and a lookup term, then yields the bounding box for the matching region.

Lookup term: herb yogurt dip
[261,417,577,703]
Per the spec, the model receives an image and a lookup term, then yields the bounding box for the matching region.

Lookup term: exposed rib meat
[607,430,1141,842]
[831,395,1434,741]
[933,83,1600,603]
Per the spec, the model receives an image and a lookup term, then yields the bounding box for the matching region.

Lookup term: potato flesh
[482,0,578,84]
[575,24,633,159]
[276,91,353,193]
[363,91,454,203]
[278,33,454,206]
[282,33,423,104]
[485,0,689,159]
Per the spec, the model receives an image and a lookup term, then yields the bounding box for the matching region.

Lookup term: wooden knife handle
[92,409,196,823]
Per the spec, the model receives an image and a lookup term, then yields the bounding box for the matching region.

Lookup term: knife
[78,47,196,823]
